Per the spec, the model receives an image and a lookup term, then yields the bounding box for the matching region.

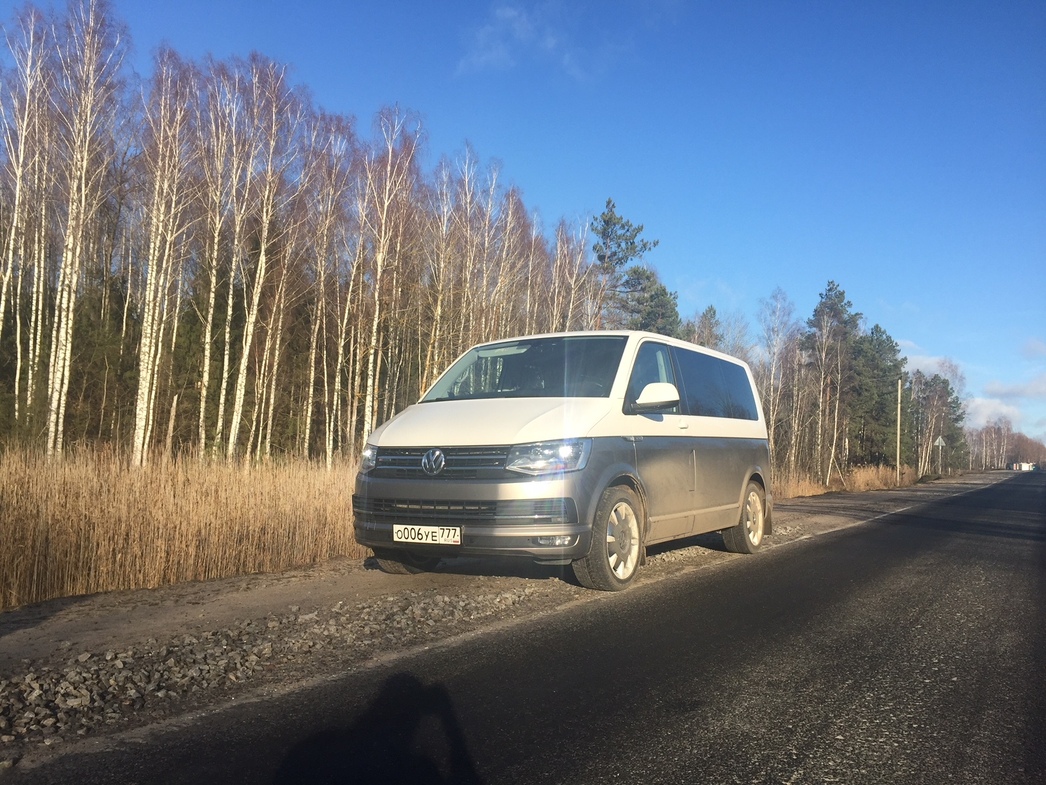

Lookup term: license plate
[393,525,461,545]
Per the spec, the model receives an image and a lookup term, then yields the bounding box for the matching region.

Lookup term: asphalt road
[8,472,1045,784]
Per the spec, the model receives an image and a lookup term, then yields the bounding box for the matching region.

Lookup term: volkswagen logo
[421,448,446,476]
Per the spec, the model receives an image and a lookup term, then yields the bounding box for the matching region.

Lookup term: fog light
[537,535,575,547]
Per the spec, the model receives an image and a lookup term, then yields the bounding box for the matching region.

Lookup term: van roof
[471,330,752,368]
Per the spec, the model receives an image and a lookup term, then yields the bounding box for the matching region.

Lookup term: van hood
[369,398,612,447]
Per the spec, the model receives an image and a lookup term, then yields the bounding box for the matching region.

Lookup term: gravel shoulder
[0,472,1010,773]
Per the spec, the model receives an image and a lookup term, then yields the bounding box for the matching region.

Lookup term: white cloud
[1030,417,1046,445]
[965,397,1023,429]
[458,2,586,76]
[903,353,952,377]
[984,372,1046,401]
[457,1,627,81]
[457,5,535,72]
[898,341,949,376]
[1021,338,1046,360]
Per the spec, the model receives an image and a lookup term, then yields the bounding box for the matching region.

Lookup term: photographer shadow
[272,672,484,785]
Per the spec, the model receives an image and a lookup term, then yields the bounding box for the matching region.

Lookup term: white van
[353,331,772,590]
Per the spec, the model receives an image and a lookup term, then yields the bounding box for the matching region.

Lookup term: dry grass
[0,449,930,611]
[847,464,919,493]
[776,464,920,500]
[774,474,831,500]
[0,450,366,611]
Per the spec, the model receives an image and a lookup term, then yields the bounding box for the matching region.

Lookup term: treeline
[0,1,1039,478]
[583,203,977,481]
[967,419,1045,469]
[655,282,970,483]
[0,0,613,466]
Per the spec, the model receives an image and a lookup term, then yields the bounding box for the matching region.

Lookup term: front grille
[354,497,498,522]
[353,496,578,526]
[373,446,510,479]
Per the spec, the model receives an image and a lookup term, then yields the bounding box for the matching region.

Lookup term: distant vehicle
[352,331,773,590]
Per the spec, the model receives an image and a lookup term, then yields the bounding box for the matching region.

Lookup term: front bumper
[352,475,595,561]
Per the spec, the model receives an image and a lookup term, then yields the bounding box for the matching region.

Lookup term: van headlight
[359,444,378,473]
[506,439,591,476]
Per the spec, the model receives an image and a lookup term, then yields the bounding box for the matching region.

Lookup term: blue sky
[11,0,1046,440]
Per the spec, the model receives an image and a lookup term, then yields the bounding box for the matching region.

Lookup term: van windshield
[422,336,628,402]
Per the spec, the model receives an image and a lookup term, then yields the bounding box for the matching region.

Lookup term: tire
[572,486,643,591]
[372,549,441,575]
[722,481,766,554]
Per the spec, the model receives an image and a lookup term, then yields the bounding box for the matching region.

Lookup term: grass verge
[0,449,925,611]
[0,450,364,611]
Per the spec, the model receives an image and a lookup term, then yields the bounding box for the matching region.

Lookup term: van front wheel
[572,486,642,591]
[722,481,765,554]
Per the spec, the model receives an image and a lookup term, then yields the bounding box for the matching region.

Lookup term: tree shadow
[365,553,576,584]
[647,531,728,555]
[0,594,88,643]
[272,672,484,785]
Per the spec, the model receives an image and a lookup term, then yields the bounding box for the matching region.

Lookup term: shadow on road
[365,553,586,588]
[885,473,1046,544]
[0,594,89,647]
[272,672,484,785]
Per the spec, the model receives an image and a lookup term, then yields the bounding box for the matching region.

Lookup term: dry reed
[0,450,366,611]
[847,464,919,493]
[774,474,831,500]
[776,464,920,500]
[0,450,928,610]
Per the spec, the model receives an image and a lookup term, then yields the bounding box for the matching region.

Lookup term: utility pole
[896,377,902,486]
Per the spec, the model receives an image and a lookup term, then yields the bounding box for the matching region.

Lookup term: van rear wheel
[722,481,765,554]
[372,549,441,575]
[572,486,642,591]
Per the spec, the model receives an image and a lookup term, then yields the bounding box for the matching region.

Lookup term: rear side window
[672,348,759,420]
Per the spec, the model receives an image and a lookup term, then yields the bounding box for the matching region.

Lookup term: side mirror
[630,382,680,414]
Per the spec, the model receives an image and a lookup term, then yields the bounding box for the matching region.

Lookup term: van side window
[625,342,679,413]
[673,348,759,420]
[719,361,760,420]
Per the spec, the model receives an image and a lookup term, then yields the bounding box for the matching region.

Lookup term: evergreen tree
[686,305,724,349]
[620,265,682,337]
[848,324,905,465]
[590,198,659,327]
[804,281,862,484]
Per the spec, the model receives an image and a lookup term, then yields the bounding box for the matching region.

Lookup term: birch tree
[356,107,421,444]
[224,56,306,460]
[756,287,799,465]
[548,221,591,331]
[191,57,240,459]
[909,362,965,476]
[0,5,52,429]
[0,7,46,350]
[297,111,355,463]
[45,0,126,456]
[804,281,861,484]
[130,49,197,466]
[419,158,455,391]
[493,187,534,336]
